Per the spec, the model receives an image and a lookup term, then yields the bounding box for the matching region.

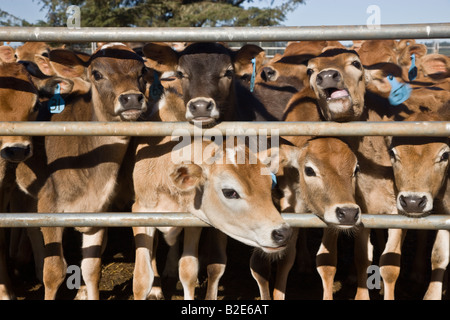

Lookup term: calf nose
[188,98,216,118]
[399,194,428,213]
[316,69,341,87]
[261,67,277,82]
[1,145,32,162]
[336,206,360,225]
[119,93,144,109]
[271,224,292,246]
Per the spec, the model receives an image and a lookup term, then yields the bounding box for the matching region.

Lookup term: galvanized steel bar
[1,213,450,230]
[0,121,449,137]
[0,23,449,43]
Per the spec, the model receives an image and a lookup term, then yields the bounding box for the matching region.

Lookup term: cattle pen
[0,22,450,231]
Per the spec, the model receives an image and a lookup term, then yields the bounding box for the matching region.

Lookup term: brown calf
[385,107,450,299]
[15,43,148,300]
[284,48,395,299]
[0,59,74,299]
[242,41,345,121]
[251,137,361,300]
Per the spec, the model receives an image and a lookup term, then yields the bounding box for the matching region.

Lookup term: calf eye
[92,70,103,81]
[304,166,316,177]
[224,69,234,78]
[306,68,314,76]
[440,152,449,162]
[353,164,360,177]
[388,149,397,162]
[222,188,240,199]
[176,71,184,79]
[351,60,362,70]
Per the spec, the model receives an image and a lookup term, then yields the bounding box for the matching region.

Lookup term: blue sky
[1,0,448,27]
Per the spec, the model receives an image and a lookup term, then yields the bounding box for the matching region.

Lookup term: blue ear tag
[271,172,277,189]
[48,84,65,114]
[387,74,411,106]
[150,70,163,101]
[250,57,256,93]
[408,54,417,81]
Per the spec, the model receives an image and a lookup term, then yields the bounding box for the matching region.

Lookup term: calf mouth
[324,87,350,101]
[120,108,144,121]
[261,243,288,254]
[188,116,218,128]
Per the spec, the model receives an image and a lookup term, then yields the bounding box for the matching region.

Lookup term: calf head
[0,61,73,162]
[386,111,450,217]
[306,48,369,121]
[143,42,262,127]
[85,43,148,121]
[170,139,292,253]
[275,138,361,229]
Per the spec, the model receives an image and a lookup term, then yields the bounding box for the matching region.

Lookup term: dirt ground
[8,226,450,300]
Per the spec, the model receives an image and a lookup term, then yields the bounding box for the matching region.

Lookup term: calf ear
[143,42,178,73]
[258,142,300,176]
[233,44,265,78]
[0,45,16,63]
[170,164,203,191]
[34,54,55,76]
[49,49,87,79]
[32,75,74,96]
[419,54,450,78]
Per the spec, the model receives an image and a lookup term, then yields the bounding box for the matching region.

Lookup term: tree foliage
[4,0,305,27]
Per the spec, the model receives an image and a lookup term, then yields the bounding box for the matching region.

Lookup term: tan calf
[15,43,148,300]
[385,108,450,299]
[284,48,396,299]
[132,137,292,300]
[251,137,361,300]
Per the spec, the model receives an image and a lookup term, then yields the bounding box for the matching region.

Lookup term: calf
[0,59,74,299]
[143,42,267,124]
[134,42,270,300]
[15,43,148,300]
[132,136,292,300]
[251,137,361,300]
[385,107,450,299]
[284,48,396,299]
[238,41,345,121]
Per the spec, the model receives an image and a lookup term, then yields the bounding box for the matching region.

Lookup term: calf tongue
[330,89,349,99]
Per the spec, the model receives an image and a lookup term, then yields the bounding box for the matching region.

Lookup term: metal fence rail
[1,213,450,230]
[1,121,450,137]
[0,23,449,43]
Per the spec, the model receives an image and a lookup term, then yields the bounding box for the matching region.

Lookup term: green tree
[25,0,305,27]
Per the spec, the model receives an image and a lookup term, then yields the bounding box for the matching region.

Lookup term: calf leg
[424,230,450,300]
[250,249,272,300]
[179,227,202,300]
[77,227,106,300]
[273,228,299,300]
[379,228,407,300]
[316,228,338,300]
[205,229,227,300]
[0,229,13,300]
[41,226,66,300]
[353,227,373,300]
[133,226,157,300]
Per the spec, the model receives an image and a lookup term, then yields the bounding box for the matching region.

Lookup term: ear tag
[387,74,411,106]
[250,57,256,93]
[271,172,277,189]
[48,84,65,114]
[150,70,164,101]
[408,54,417,81]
